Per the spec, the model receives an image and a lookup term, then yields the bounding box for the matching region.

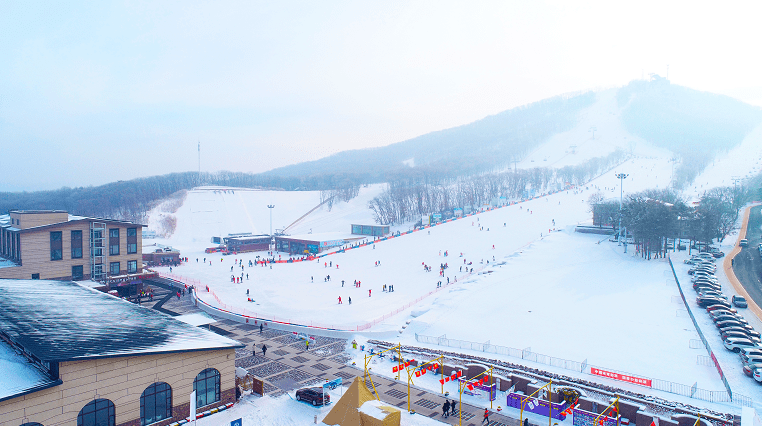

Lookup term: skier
[348,297,352,304]
[369,289,372,297]
[338,296,342,304]
[342,280,345,287]
[442,400,450,417]
[261,344,267,357]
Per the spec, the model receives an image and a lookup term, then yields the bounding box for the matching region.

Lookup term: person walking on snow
[482,408,490,424]
[338,296,342,304]
[369,289,372,297]
[260,323,263,334]
[261,344,267,357]
[450,400,457,416]
[442,400,450,417]
[348,297,352,304]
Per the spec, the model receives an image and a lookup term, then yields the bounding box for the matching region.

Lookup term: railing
[414,332,753,407]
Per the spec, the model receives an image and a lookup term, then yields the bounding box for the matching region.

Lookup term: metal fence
[414,331,753,407]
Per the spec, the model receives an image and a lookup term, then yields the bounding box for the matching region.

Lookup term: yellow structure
[322,377,400,426]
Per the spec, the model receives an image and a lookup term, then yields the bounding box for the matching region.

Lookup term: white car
[724,338,760,352]
[754,368,762,383]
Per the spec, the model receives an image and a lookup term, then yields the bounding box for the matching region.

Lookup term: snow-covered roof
[279,232,362,242]
[0,340,60,402]
[0,280,243,362]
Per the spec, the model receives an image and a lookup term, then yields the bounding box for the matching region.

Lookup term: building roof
[0,213,146,232]
[278,232,362,242]
[0,340,61,402]
[0,280,243,362]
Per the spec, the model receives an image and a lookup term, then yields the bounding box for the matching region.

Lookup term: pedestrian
[252,345,256,356]
[450,400,456,416]
[260,323,263,334]
[482,408,490,424]
[338,296,342,304]
[524,418,529,426]
[369,289,372,297]
[306,340,310,350]
[442,400,450,417]
[348,297,352,304]
[262,344,267,357]
[342,280,345,287]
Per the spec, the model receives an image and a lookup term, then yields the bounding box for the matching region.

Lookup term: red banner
[591,367,652,387]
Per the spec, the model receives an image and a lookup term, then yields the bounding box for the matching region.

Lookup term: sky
[1,0,761,191]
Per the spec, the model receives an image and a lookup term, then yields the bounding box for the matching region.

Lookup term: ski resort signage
[591,367,652,387]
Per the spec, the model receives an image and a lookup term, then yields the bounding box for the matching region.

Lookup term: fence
[414,332,753,407]
[667,258,753,407]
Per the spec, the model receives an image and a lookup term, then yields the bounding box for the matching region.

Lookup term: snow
[190,390,446,426]
[0,341,56,401]
[358,398,397,419]
[175,312,217,327]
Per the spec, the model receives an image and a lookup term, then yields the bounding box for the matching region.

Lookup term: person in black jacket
[262,344,267,357]
[442,400,450,417]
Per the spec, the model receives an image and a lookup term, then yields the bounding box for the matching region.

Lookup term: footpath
[156,292,520,426]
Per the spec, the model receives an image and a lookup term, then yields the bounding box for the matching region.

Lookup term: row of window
[110,260,138,275]
[50,228,137,261]
[21,368,221,426]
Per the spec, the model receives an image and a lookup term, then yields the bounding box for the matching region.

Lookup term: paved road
[155,289,519,426]
[732,205,762,311]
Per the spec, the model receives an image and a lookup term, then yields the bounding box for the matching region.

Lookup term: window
[50,231,62,260]
[72,265,84,280]
[140,382,172,425]
[31,273,40,280]
[127,227,138,254]
[20,423,44,426]
[127,260,137,274]
[193,368,220,408]
[109,228,119,255]
[110,262,120,276]
[77,399,115,426]
[71,230,83,259]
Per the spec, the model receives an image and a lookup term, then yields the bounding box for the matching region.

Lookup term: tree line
[369,149,628,225]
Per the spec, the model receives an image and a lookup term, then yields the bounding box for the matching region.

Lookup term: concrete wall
[0,348,236,426]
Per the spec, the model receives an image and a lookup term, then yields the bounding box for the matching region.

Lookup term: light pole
[615,173,628,248]
[267,205,275,253]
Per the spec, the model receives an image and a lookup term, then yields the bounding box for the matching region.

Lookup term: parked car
[722,330,761,344]
[740,347,762,359]
[685,257,707,265]
[699,291,727,300]
[697,296,725,307]
[723,338,759,352]
[710,309,740,319]
[742,363,762,376]
[706,304,736,313]
[714,314,748,325]
[742,355,762,367]
[694,283,721,291]
[711,251,725,258]
[690,265,716,273]
[732,295,748,308]
[754,368,762,383]
[295,387,330,406]
[740,239,748,247]
[716,320,754,331]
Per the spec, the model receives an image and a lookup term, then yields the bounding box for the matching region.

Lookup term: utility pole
[268,205,275,253]
[731,177,743,215]
[616,173,629,250]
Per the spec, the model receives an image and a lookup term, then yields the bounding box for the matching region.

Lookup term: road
[732,205,762,310]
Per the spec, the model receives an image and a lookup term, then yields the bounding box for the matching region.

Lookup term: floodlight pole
[267,205,275,253]
[615,173,628,249]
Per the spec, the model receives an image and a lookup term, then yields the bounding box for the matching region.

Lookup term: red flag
[410,359,415,363]
[467,384,474,391]
[445,377,450,382]
[421,369,427,375]
[392,366,398,373]
[440,379,445,385]
[457,371,462,378]
[427,365,432,371]
[415,371,421,377]
[405,361,410,367]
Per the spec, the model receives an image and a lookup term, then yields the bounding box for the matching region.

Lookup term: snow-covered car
[694,283,721,292]
[716,320,754,332]
[713,314,747,324]
[740,347,762,359]
[706,304,736,313]
[754,368,762,383]
[742,363,762,376]
[732,295,748,308]
[742,355,762,367]
[724,338,759,352]
[699,290,727,300]
[698,296,728,308]
[689,265,716,273]
[694,253,716,261]
[722,330,762,344]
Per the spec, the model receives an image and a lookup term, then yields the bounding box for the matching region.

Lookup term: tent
[322,377,400,426]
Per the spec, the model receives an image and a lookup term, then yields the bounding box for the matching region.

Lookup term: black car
[722,327,760,339]
[732,295,748,308]
[296,387,330,406]
[697,296,727,308]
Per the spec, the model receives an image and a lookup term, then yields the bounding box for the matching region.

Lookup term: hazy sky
[1,1,761,191]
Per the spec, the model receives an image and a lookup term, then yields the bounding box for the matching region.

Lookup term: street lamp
[615,173,628,248]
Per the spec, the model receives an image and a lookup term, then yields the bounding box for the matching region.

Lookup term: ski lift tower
[615,173,629,249]
[267,204,275,253]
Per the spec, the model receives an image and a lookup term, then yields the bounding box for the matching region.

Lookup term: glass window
[127,227,137,237]
[77,398,115,426]
[50,231,63,260]
[110,244,120,255]
[127,260,137,274]
[140,382,172,426]
[71,230,83,259]
[110,262,120,275]
[128,243,137,254]
[193,368,220,408]
[109,229,119,238]
[72,265,84,280]
[31,273,40,280]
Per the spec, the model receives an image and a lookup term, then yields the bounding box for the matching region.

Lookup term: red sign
[591,367,652,387]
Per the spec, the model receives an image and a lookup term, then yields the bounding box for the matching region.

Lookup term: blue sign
[231,419,242,426]
[323,377,342,390]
